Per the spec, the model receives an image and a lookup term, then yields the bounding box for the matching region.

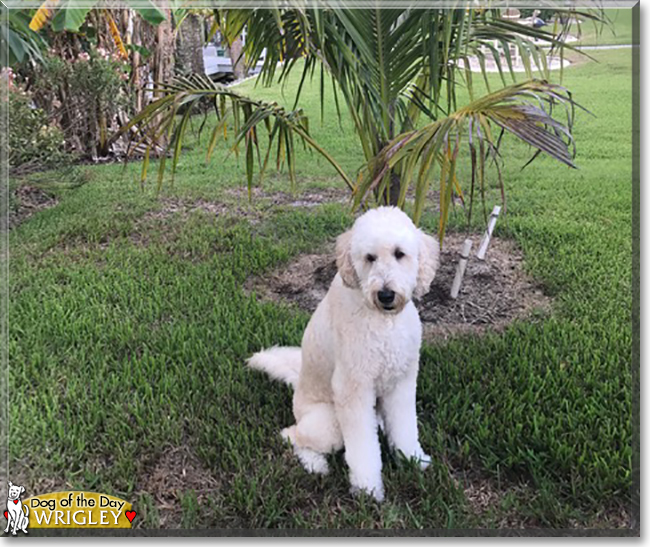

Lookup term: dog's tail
[246,346,302,388]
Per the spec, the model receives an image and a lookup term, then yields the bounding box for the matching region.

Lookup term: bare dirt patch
[140,197,237,222]
[225,185,446,211]
[10,185,58,229]
[452,469,536,528]
[129,197,263,249]
[451,466,634,530]
[136,446,219,528]
[245,232,551,342]
[225,185,351,209]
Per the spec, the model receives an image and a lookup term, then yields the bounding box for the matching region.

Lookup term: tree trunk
[188,14,205,74]
[154,8,175,88]
[152,7,174,150]
[228,35,247,80]
[176,13,205,75]
[388,171,401,206]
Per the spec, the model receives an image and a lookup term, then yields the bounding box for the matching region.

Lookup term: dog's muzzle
[374,288,406,313]
[377,289,395,308]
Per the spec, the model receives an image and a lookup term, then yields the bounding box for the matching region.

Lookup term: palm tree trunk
[152,7,174,150]
[188,14,205,74]
[228,35,247,80]
[388,171,401,206]
[386,103,402,206]
[176,13,205,75]
[154,8,175,87]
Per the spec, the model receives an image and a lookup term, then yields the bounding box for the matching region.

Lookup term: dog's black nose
[377,289,395,305]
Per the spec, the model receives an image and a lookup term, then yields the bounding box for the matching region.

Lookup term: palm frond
[354,80,585,238]
[115,74,354,195]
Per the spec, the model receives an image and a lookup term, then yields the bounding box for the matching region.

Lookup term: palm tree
[120,7,602,238]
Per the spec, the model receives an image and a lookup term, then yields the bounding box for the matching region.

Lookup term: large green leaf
[50,1,92,32]
[4,27,26,64]
[1,6,46,66]
[46,0,165,35]
[128,0,167,26]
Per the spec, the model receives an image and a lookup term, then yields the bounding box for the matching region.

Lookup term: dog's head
[336,207,438,314]
[7,482,24,501]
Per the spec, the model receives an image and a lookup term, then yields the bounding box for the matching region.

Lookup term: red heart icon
[13,500,18,505]
[125,510,136,523]
[3,511,7,519]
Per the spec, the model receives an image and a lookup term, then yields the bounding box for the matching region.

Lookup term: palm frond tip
[116,74,354,194]
[355,80,584,231]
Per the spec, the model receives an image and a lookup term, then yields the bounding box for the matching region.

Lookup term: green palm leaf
[355,79,585,239]
[116,74,354,194]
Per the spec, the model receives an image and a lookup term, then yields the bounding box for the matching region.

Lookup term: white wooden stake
[450,238,473,299]
[476,205,502,261]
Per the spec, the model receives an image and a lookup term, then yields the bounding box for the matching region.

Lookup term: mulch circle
[245,232,551,342]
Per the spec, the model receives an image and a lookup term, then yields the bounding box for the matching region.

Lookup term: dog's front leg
[380,364,431,469]
[4,516,10,534]
[21,512,29,533]
[333,373,384,502]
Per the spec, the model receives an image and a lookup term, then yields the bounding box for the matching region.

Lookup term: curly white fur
[247,206,439,501]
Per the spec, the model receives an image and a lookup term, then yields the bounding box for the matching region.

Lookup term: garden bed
[9,185,58,229]
[246,232,552,342]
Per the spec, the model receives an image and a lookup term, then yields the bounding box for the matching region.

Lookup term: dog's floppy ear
[7,481,12,488]
[414,230,439,298]
[20,486,24,495]
[335,229,359,289]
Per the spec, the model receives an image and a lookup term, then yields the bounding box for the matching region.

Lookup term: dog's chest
[371,343,417,394]
[359,316,421,393]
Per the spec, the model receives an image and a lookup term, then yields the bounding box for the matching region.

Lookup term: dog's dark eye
[394,249,405,260]
[366,254,377,263]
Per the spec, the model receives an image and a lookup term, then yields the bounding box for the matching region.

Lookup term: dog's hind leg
[295,403,343,454]
[281,426,329,475]
[283,403,343,475]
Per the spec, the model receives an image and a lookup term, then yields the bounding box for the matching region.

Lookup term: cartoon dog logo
[4,481,29,535]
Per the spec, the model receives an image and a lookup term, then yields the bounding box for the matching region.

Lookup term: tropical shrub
[4,68,68,173]
[30,46,130,158]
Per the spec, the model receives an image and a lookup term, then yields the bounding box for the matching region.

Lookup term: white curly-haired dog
[248,206,438,501]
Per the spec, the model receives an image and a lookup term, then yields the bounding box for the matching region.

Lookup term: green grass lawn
[570,8,634,46]
[9,46,634,531]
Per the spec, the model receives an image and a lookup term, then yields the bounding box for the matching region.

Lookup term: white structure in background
[203,27,266,77]
[458,8,574,73]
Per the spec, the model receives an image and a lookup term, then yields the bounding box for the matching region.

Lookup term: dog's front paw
[349,476,385,502]
[418,453,432,470]
[396,446,432,470]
